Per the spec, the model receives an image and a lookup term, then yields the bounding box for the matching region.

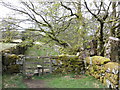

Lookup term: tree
[84,0,120,56]
[1,0,91,54]
[2,0,119,57]
[60,1,91,52]
[1,1,77,47]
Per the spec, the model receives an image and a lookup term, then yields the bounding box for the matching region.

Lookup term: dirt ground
[23,79,49,88]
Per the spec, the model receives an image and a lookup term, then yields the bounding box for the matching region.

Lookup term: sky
[0,0,119,17]
[0,0,93,19]
[0,5,11,17]
[0,0,116,18]
[0,0,19,17]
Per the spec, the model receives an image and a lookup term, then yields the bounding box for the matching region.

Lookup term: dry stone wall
[85,56,119,89]
[52,55,84,74]
[1,41,33,73]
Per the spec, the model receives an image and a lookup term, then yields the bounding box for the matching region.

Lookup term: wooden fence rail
[25,56,59,59]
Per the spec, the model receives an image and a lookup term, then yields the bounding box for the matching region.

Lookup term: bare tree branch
[103,2,112,20]
[21,1,52,28]
[97,2,103,15]
[84,0,102,22]
[60,2,79,18]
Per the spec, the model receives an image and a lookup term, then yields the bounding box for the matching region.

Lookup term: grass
[33,73,106,88]
[2,74,27,88]
[2,73,106,88]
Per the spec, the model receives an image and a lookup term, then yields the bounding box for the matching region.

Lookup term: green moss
[53,54,82,74]
[103,77,107,86]
[104,62,119,72]
[105,75,118,85]
[8,54,19,59]
[100,76,104,83]
[3,49,10,53]
[85,56,111,65]
[7,65,21,73]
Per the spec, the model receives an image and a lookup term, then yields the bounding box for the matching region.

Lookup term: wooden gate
[23,56,53,76]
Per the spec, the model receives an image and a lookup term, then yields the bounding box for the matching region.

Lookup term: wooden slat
[25,62,42,64]
[25,67,37,70]
[50,59,52,73]
[44,61,50,64]
[25,66,49,69]
[25,56,51,59]
[25,56,59,59]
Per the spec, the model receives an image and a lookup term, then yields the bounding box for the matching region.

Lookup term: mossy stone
[104,62,119,73]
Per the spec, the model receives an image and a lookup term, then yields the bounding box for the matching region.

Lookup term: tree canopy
[0,0,120,58]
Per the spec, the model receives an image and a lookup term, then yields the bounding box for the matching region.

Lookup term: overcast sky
[0,0,118,18]
[0,0,93,18]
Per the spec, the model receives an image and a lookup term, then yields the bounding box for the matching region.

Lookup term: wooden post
[42,59,44,75]
[50,59,52,73]
[38,68,40,76]
[22,56,26,75]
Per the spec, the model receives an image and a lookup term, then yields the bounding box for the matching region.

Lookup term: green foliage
[3,74,27,88]
[20,39,33,47]
[25,44,59,56]
[59,44,83,55]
